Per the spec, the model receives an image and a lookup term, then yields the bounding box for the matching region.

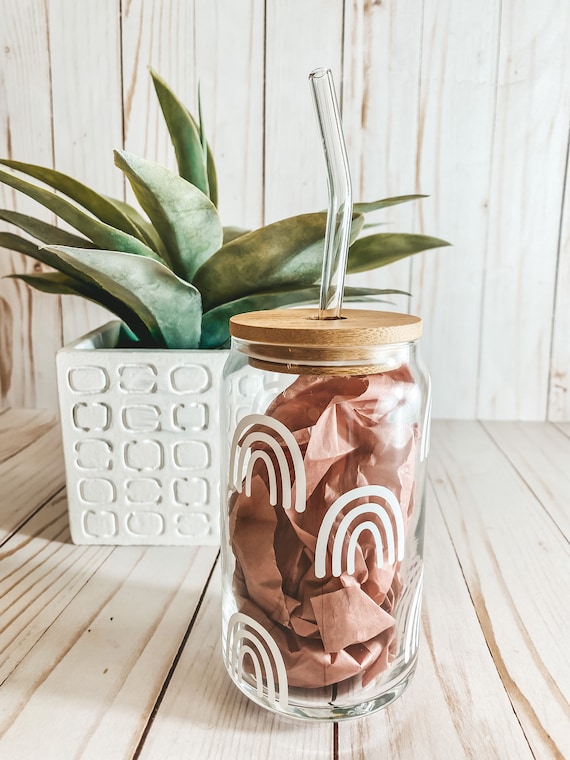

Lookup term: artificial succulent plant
[0,70,448,349]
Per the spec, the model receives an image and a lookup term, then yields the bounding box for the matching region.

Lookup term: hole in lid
[306,315,347,321]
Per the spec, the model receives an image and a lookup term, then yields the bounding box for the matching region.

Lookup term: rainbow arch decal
[315,485,405,578]
[420,376,432,462]
[226,612,289,709]
[230,414,306,513]
[401,569,423,662]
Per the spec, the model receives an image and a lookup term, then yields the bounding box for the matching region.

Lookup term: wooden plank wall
[0,0,569,420]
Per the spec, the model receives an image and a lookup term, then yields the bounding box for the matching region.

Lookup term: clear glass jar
[220,308,431,721]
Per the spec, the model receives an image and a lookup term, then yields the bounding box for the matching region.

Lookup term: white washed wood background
[0,0,569,420]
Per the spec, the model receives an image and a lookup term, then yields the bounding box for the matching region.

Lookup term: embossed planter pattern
[56,321,229,545]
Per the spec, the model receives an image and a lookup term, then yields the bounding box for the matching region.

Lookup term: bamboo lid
[230,308,422,345]
[230,308,422,375]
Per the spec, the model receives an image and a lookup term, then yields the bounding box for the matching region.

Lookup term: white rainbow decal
[420,376,432,462]
[401,569,423,663]
[230,414,306,513]
[315,485,405,578]
[226,612,289,709]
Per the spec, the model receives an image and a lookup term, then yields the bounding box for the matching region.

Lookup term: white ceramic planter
[56,321,229,545]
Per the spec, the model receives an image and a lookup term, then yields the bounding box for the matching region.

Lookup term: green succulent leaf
[204,145,218,208]
[114,150,223,281]
[44,246,203,348]
[353,195,427,214]
[8,270,98,295]
[347,233,451,274]
[1,241,160,345]
[0,209,95,248]
[222,226,250,244]
[8,270,158,346]
[200,289,318,348]
[194,212,365,311]
[116,323,143,347]
[0,159,147,240]
[0,167,163,262]
[2,239,167,345]
[197,87,218,207]
[150,68,211,199]
[342,287,411,302]
[0,231,42,257]
[1,232,88,271]
[200,285,408,348]
[102,195,168,256]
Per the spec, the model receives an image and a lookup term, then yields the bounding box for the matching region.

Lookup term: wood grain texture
[0,492,112,685]
[411,0,500,419]
[264,0,344,224]
[482,420,570,538]
[0,407,56,464]
[0,531,218,759]
[1,416,569,756]
[554,421,570,438]
[0,0,62,409]
[477,0,570,419]
[342,0,423,311]
[0,1,570,419]
[430,421,570,759]
[0,409,63,543]
[194,0,265,230]
[121,0,197,176]
[548,132,570,420]
[46,0,122,346]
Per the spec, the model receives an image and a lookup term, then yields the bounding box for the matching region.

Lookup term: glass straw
[309,67,353,320]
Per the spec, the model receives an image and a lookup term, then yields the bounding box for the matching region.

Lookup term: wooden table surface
[0,408,568,759]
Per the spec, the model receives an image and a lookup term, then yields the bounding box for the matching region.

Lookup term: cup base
[226,655,418,722]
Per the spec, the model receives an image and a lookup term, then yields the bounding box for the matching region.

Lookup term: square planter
[56,321,229,545]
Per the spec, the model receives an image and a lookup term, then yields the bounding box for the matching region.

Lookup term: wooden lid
[230,309,422,374]
[230,308,422,346]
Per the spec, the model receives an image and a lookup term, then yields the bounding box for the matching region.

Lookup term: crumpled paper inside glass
[229,368,417,689]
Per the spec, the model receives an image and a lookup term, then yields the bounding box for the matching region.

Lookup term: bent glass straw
[309,67,353,320]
